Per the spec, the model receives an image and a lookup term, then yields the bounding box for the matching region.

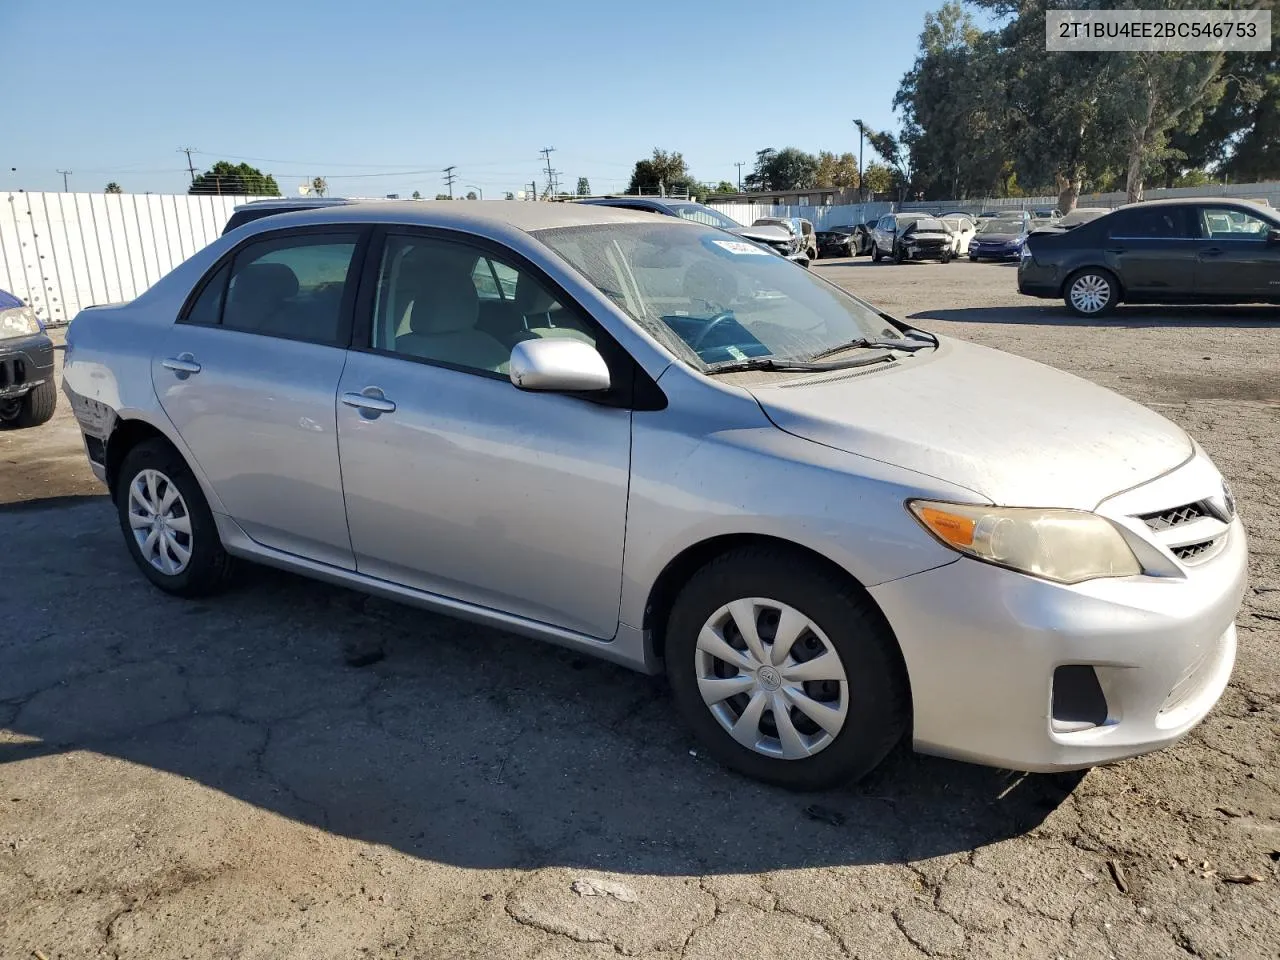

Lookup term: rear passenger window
[185,263,228,326]
[220,234,358,344]
[1108,207,1191,240]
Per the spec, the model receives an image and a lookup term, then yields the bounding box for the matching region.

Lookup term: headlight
[908,500,1142,584]
[0,305,42,340]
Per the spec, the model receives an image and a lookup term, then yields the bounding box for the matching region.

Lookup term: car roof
[230,197,354,212]
[574,196,688,209]
[231,199,668,235]
[1116,197,1270,210]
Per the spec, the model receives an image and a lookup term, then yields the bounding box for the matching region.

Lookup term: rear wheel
[665,547,909,790]
[0,380,57,429]
[115,439,235,597]
[1064,268,1119,317]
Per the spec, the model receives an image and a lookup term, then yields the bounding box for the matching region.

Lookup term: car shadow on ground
[1,500,1082,876]
[910,304,1280,329]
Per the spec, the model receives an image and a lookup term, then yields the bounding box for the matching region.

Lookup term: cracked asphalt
[2,259,1279,959]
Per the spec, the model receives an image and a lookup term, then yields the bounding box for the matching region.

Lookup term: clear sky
[5,0,950,198]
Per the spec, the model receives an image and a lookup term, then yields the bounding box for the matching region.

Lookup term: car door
[1192,204,1280,299]
[152,228,365,569]
[1103,205,1197,296]
[335,229,632,639]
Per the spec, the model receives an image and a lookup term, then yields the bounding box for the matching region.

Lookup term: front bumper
[0,332,55,400]
[869,515,1246,772]
[970,244,1020,260]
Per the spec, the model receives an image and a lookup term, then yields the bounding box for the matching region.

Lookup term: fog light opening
[1052,665,1109,734]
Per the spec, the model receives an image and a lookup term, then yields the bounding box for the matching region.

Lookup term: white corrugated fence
[0,192,252,326]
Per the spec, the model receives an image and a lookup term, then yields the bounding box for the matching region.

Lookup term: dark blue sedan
[968,217,1032,262]
[0,288,57,428]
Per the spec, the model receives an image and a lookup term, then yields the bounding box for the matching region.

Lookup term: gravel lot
[2,258,1278,960]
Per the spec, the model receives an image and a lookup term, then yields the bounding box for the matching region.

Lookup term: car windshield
[1059,209,1105,227]
[668,203,741,231]
[976,218,1024,234]
[535,222,907,369]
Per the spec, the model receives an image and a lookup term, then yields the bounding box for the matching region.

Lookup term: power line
[539,147,557,199]
[442,165,457,199]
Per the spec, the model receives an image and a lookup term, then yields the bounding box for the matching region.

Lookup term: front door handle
[1201,247,1224,258]
[341,388,396,417]
[161,354,201,376]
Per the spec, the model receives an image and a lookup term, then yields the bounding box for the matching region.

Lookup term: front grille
[1139,501,1207,531]
[0,356,27,389]
[1173,540,1216,562]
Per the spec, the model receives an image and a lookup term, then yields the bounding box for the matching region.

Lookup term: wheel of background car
[691,312,738,351]
[663,546,909,789]
[1065,268,1118,318]
[892,243,905,265]
[0,380,56,429]
[871,244,883,263]
[115,439,235,597]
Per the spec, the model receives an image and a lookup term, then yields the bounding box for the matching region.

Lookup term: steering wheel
[691,312,737,352]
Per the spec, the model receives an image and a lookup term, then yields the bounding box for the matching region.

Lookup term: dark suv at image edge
[0,288,57,428]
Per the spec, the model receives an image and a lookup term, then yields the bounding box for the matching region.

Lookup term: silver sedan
[63,201,1247,789]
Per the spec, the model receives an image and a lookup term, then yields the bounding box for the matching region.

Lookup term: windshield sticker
[725,345,748,360]
[711,239,771,256]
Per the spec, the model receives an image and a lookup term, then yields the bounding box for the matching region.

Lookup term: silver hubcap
[127,469,193,575]
[1069,274,1111,314]
[695,598,849,760]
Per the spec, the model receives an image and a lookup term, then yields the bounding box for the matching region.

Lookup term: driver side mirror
[1268,228,1280,245]
[509,338,611,393]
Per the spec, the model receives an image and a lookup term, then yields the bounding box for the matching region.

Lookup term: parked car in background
[577,197,808,266]
[872,214,953,263]
[940,215,977,256]
[1032,208,1062,221]
[754,216,818,263]
[1032,207,1110,236]
[969,216,1032,261]
[1019,198,1280,317]
[223,197,355,234]
[815,225,858,258]
[0,288,56,428]
[852,219,878,255]
[62,200,1247,789]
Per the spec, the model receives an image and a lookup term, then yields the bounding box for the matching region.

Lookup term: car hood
[732,224,792,243]
[746,337,1193,510]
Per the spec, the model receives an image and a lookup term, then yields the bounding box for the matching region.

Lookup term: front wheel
[892,244,905,265]
[0,380,57,429]
[871,245,883,263]
[115,439,235,597]
[664,547,909,790]
[1064,268,1119,317]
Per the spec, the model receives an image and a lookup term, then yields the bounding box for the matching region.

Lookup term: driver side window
[370,235,596,376]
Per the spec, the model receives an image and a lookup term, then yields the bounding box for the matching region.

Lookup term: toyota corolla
[62,202,1246,789]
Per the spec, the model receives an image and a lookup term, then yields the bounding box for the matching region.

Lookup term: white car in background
[941,215,976,256]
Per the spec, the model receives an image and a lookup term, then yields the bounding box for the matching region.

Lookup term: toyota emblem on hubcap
[757,666,782,691]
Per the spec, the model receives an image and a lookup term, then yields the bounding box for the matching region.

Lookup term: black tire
[892,243,905,265]
[941,251,953,264]
[871,244,882,263]
[0,379,57,429]
[114,438,235,597]
[664,547,910,790]
[1063,267,1119,318]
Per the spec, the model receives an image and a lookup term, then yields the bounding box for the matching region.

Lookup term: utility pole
[539,147,556,198]
[442,165,457,199]
[529,180,538,201]
[178,147,198,185]
[853,120,867,203]
[734,161,744,193]
[56,169,72,192]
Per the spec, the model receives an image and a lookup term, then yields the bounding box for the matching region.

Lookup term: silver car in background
[63,202,1246,789]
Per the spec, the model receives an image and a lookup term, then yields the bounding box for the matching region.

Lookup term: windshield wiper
[706,353,896,375]
[808,336,933,360]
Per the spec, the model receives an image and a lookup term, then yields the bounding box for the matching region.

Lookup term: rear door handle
[1201,247,1224,258]
[161,354,201,376]
[341,389,396,417]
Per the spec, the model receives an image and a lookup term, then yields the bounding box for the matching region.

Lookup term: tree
[104,182,122,194]
[714,180,736,193]
[465,190,478,200]
[576,177,591,196]
[434,193,451,200]
[412,190,422,199]
[814,151,860,189]
[744,147,820,191]
[626,148,697,195]
[861,162,895,196]
[311,176,328,198]
[189,161,280,196]
[862,128,913,201]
